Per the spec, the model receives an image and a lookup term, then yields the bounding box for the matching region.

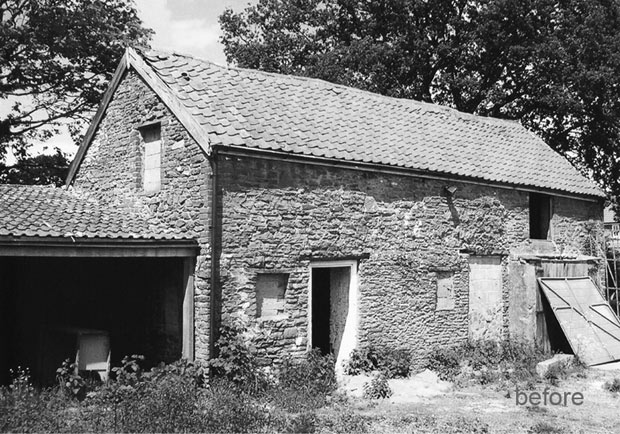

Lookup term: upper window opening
[141,124,161,193]
[529,193,551,240]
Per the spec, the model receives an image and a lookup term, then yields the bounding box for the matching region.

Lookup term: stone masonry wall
[71,71,212,361]
[217,156,603,368]
[70,69,604,369]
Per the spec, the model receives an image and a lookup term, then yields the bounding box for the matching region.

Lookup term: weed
[603,377,620,393]
[363,373,393,399]
[56,359,86,400]
[529,421,564,433]
[426,341,550,385]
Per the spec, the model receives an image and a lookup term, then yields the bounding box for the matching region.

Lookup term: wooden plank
[0,240,198,258]
[182,257,195,361]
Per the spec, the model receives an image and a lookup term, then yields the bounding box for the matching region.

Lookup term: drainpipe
[209,149,218,359]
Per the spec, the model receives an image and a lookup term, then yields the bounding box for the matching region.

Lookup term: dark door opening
[540,293,572,354]
[311,266,351,358]
[312,268,331,355]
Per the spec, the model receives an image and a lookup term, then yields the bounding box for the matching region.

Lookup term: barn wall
[217,156,604,368]
[69,69,604,369]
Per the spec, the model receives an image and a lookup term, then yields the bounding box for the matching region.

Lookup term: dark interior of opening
[312,268,331,355]
[0,256,185,386]
[529,193,551,240]
[540,292,573,354]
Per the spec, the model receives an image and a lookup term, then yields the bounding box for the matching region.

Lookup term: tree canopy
[0,148,69,186]
[0,0,151,165]
[220,0,620,205]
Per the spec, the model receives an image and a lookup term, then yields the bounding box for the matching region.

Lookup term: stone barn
[0,47,609,382]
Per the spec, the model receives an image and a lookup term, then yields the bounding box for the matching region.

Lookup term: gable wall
[217,156,604,368]
[71,71,213,361]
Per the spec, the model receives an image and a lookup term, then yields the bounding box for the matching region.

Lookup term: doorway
[309,261,358,372]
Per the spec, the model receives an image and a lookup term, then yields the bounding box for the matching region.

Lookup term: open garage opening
[0,256,191,386]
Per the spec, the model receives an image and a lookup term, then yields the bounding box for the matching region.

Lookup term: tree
[220,0,620,207]
[0,0,152,166]
[0,148,69,186]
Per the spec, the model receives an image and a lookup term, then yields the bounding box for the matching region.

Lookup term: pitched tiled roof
[0,184,186,240]
[135,49,603,198]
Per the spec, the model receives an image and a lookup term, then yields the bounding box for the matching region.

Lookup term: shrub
[344,347,411,378]
[363,374,393,399]
[86,357,206,432]
[344,348,377,375]
[56,359,86,400]
[604,378,620,393]
[426,341,549,385]
[208,322,269,393]
[279,349,336,395]
[426,346,462,381]
[273,349,337,412]
[378,349,411,378]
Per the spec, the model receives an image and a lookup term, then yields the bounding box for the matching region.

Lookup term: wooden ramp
[538,277,620,366]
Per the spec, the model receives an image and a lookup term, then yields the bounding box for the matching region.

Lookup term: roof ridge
[141,48,521,128]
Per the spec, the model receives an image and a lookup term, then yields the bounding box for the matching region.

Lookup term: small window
[529,193,551,240]
[256,273,288,318]
[436,272,455,311]
[141,124,161,193]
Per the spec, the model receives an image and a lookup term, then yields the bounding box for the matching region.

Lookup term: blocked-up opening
[141,123,162,193]
[256,273,288,318]
[0,256,186,386]
[529,193,551,240]
[436,272,455,311]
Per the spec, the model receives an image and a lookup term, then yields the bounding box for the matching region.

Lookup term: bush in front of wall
[207,321,271,394]
[344,347,411,378]
[425,340,551,385]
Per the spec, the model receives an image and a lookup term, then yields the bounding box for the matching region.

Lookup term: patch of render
[71,71,213,360]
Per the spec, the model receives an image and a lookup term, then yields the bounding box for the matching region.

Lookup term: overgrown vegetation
[0,321,348,433]
[344,347,411,378]
[0,334,595,432]
[426,341,554,386]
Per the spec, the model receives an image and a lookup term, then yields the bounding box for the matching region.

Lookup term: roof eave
[215,144,606,201]
[0,235,199,257]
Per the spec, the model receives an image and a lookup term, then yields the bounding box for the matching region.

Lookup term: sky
[135,0,254,65]
[5,0,253,164]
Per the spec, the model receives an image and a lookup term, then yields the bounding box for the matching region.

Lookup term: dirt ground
[335,366,620,433]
